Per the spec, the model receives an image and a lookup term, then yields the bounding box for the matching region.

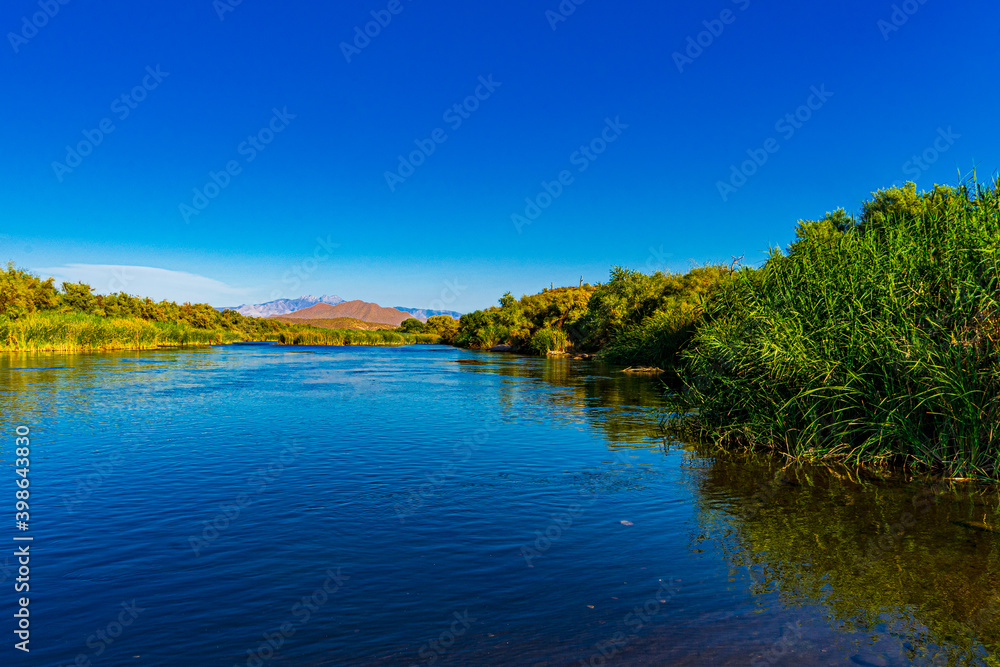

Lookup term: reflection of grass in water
[453,354,670,448]
[686,451,1000,663]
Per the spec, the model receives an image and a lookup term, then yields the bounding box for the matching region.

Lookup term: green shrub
[529,327,568,355]
[672,178,1000,477]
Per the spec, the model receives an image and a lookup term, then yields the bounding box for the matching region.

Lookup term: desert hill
[274,316,397,331]
[282,300,414,326]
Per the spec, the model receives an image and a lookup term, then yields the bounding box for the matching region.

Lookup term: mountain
[393,307,462,321]
[273,316,397,331]
[281,300,414,326]
[223,295,344,318]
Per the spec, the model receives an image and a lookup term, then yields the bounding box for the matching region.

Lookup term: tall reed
[671,178,1000,477]
[0,312,254,352]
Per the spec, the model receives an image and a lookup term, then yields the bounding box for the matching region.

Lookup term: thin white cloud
[33,264,253,306]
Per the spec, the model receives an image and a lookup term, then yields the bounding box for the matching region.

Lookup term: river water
[1,344,998,666]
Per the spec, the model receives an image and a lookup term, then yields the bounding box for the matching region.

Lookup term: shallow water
[1,344,998,666]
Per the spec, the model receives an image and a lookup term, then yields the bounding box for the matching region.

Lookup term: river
[1,344,997,666]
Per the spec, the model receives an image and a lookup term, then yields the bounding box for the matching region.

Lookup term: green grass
[276,328,439,346]
[0,312,246,351]
[669,178,1000,478]
[0,311,440,352]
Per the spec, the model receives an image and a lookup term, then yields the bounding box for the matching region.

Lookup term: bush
[672,178,1000,476]
[398,318,427,334]
[426,315,459,343]
[529,327,568,355]
[0,262,58,319]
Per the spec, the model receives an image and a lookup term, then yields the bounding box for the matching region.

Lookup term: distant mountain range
[223,295,344,318]
[279,300,414,326]
[222,296,462,321]
[394,307,463,321]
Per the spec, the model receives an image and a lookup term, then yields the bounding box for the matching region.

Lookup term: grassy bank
[0,265,441,352]
[669,178,1000,477]
[0,312,248,351]
[0,311,441,352]
[276,328,438,346]
[454,176,1000,477]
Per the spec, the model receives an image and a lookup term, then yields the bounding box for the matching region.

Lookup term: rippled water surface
[2,344,999,666]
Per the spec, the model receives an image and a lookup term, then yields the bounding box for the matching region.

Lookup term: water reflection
[462,351,1000,664]
[453,352,669,449]
[685,450,1000,664]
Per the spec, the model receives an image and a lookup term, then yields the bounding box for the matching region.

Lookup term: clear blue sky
[2,0,998,311]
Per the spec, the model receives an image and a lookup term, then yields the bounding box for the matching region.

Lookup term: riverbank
[669,178,1000,479]
[0,312,241,351]
[0,311,438,352]
[451,177,1000,479]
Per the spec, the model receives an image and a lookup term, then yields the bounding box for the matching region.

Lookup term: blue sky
[2,0,998,311]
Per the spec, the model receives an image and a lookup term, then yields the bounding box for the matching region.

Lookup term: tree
[426,315,459,342]
[59,281,98,314]
[398,318,427,334]
[0,262,58,319]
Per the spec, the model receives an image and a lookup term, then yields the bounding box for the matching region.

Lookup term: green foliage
[275,328,436,346]
[0,263,438,352]
[59,281,98,314]
[452,269,727,365]
[787,208,855,257]
[0,262,58,319]
[455,285,596,352]
[529,327,568,355]
[425,315,459,343]
[0,311,241,351]
[398,318,427,334]
[580,265,732,366]
[672,178,1000,477]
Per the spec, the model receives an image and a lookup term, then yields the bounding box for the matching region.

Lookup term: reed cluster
[276,328,438,346]
[0,312,244,352]
[671,179,1000,477]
